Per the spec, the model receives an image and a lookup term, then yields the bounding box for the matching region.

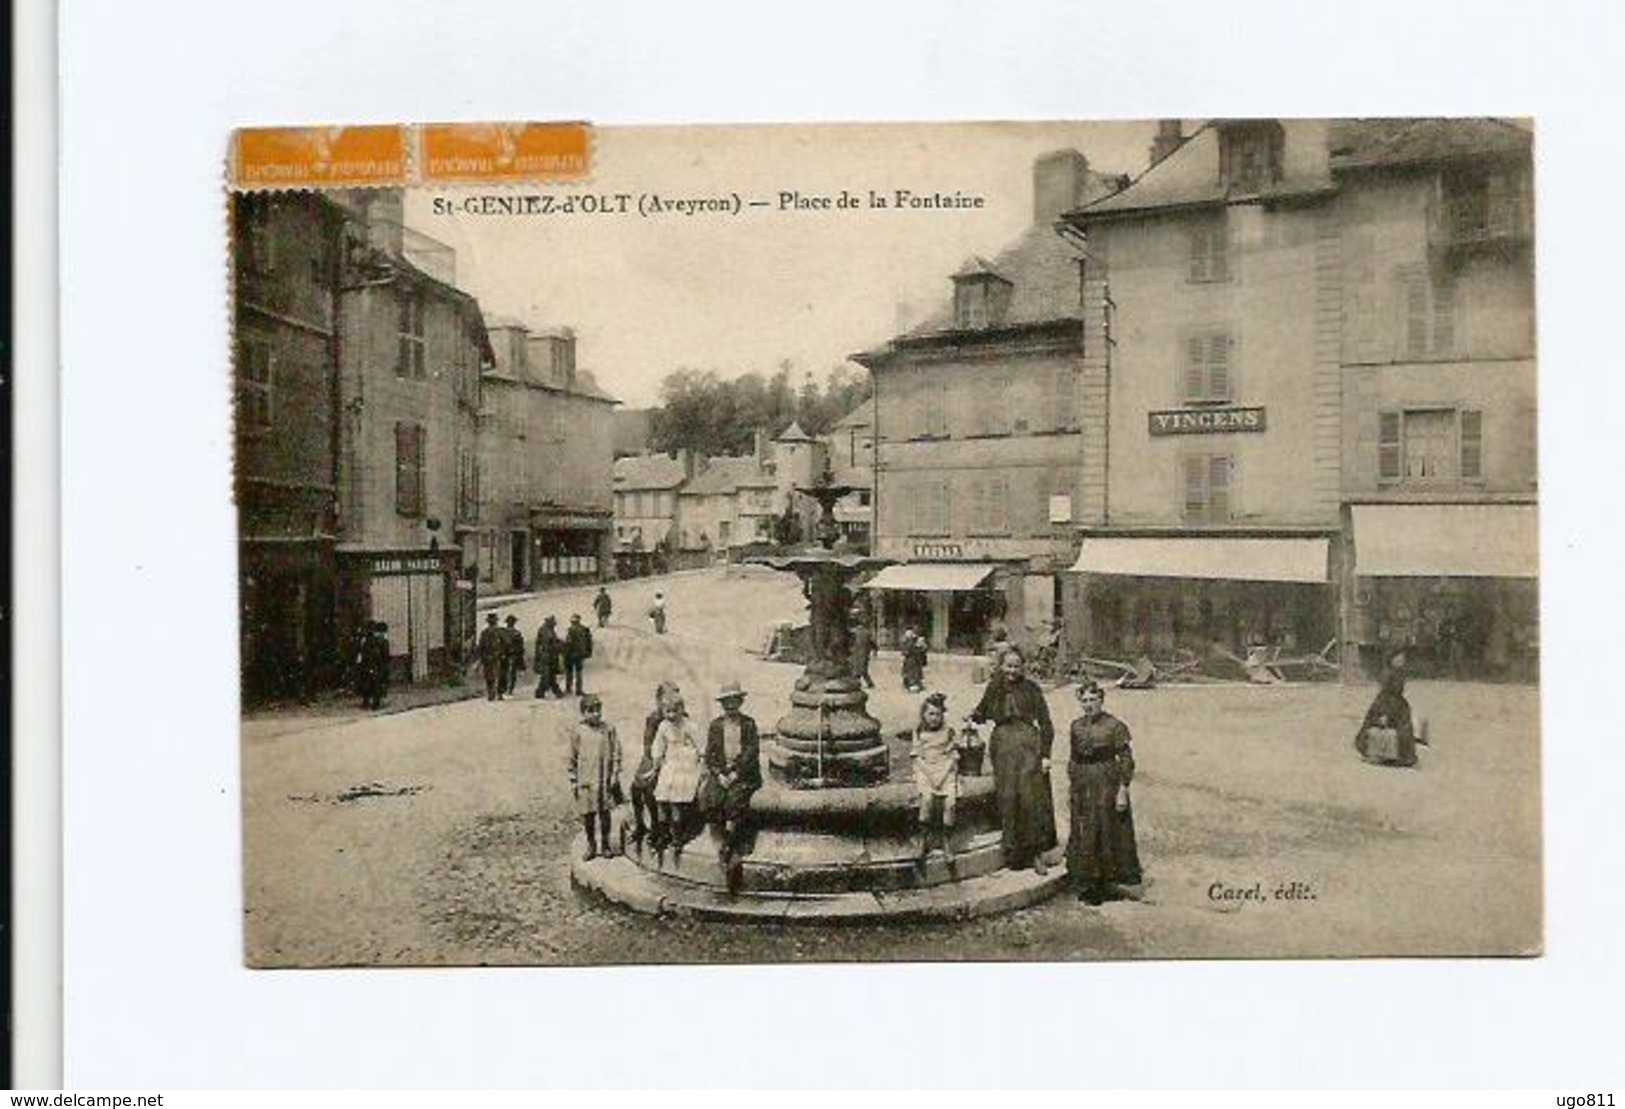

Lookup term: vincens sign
[1148,406,1267,436]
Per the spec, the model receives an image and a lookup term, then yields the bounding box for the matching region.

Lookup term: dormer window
[1219,121,1285,193]
[951,257,1013,329]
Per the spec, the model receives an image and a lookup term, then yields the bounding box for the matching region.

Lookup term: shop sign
[1148,406,1266,436]
[914,542,964,559]
[534,514,611,530]
[370,555,443,575]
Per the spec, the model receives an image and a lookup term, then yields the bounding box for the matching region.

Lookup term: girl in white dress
[651,696,706,862]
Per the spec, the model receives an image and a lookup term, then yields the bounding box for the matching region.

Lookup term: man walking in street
[477,612,505,701]
[356,620,392,710]
[500,614,526,698]
[533,615,564,699]
[563,613,594,695]
[593,585,613,629]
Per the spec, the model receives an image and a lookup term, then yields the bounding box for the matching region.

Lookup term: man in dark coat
[563,613,593,695]
[476,613,504,701]
[499,614,526,698]
[533,616,564,699]
[593,586,613,628]
[702,681,762,893]
[356,621,392,709]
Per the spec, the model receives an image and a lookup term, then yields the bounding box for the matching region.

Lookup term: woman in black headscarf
[969,645,1058,873]
[1355,652,1423,768]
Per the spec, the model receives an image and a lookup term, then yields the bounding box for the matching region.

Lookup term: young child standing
[567,694,623,861]
[650,695,705,864]
[911,691,963,864]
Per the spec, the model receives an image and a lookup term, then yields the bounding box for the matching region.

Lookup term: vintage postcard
[233,119,1539,967]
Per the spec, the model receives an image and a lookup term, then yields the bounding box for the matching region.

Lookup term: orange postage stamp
[230,124,408,189]
[418,121,592,184]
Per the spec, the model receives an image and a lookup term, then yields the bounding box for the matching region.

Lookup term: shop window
[395,422,426,517]
[397,292,426,378]
[1184,331,1234,405]
[1189,216,1231,283]
[1378,407,1483,485]
[1183,453,1232,524]
[1398,265,1456,360]
[239,339,274,432]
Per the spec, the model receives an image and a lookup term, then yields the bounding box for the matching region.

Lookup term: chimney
[676,449,695,480]
[361,189,405,255]
[1033,149,1091,225]
[1149,119,1184,168]
[754,428,770,466]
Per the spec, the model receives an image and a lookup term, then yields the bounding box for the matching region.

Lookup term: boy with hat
[703,680,762,893]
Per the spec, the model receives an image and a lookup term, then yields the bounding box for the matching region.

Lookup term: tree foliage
[647,362,872,455]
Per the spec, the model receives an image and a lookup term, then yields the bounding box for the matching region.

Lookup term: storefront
[861,562,1007,653]
[336,547,462,684]
[531,505,612,586]
[239,538,338,704]
[1068,534,1338,659]
[1346,503,1538,681]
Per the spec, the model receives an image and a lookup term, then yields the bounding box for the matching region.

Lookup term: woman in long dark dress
[970,646,1058,873]
[1355,653,1422,768]
[1066,680,1143,904]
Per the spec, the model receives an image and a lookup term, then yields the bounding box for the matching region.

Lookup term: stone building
[331,190,492,685]
[479,318,619,593]
[825,397,876,549]
[233,190,349,703]
[1060,118,1537,678]
[853,149,1127,653]
[612,450,693,576]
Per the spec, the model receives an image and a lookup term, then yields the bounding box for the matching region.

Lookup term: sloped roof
[571,369,620,405]
[903,222,1089,335]
[613,453,689,491]
[775,420,814,443]
[1328,117,1531,171]
[831,396,874,430]
[680,456,770,497]
[953,255,1009,281]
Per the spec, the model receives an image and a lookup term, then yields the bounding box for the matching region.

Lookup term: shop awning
[1351,504,1537,578]
[1068,537,1330,583]
[861,563,996,592]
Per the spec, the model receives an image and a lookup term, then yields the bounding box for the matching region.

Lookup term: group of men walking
[475,586,614,702]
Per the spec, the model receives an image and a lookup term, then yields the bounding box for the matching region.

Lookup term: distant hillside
[613,408,655,458]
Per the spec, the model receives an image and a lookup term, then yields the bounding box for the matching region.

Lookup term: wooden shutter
[395,422,414,514]
[1432,275,1456,357]
[1055,368,1078,430]
[1402,268,1430,359]
[1378,411,1402,480]
[1190,227,1211,282]
[1210,223,1231,281]
[1185,337,1207,402]
[1184,455,1208,521]
[1460,409,1483,479]
[1208,455,1231,521]
[968,477,987,532]
[989,475,1008,532]
[1208,334,1232,402]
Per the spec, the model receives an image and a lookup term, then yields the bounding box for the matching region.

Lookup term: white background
[36,0,1625,1088]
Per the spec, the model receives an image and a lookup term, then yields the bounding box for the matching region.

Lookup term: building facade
[332,190,491,685]
[612,450,692,577]
[1062,118,1537,678]
[479,319,619,593]
[825,398,876,549]
[855,150,1127,653]
[233,191,348,704]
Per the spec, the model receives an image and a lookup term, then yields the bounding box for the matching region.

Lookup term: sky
[404,120,1159,408]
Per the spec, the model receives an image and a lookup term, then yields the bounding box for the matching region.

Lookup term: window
[1183,454,1232,524]
[968,475,1010,534]
[478,531,495,582]
[977,376,1011,436]
[1219,123,1284,192]
[1189,218,1231,283]
[244,200,277,275]
[1443,167,1532,242]
[910,479,952,535]
[1379,408,1484,485]
[456,449,480,522]
[1184,332,1233,404]
[923,381,948,438]
[397,293,426,378]
[1053,368,1080,431]
[395,422,426,516]
[239,339,273,432]
[1398,265,1456,360]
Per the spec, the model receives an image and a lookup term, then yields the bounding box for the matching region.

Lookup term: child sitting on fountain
[911,691,963,865]
[651,694,706,865]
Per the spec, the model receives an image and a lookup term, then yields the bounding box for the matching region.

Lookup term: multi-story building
[480,318,619,593]
[233,191,349,703]
[825,398,876,549]
[1061,118,1536,678]
[854,150,1127,653]
[612,450,693,576]
[332,190,491,685]
[1329,119,1536,679]
[676,456,771,560]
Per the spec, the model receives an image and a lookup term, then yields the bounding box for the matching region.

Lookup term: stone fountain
[571,476,1065,921]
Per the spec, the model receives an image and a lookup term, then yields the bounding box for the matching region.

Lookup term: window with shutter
[924,382,947,437]
[982,376,1010,435]
[395,422,425,516]
[397,293,426,378]
[1184,331,1233,404]
[1402,269,1430,359]
[1432,275,1456,357]
[1183,453,1233,524]
[1054,368,1079,430]
[989,475,1009,533]
[1183,456,1208,520]
[1378,411,1401,481]
[239,340,274,432]
[1207,456,1231,520]
[1460,409,1483,480]
[968,477,988,533]
[1399,267,1458,360]
[1189,220,1231,283]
